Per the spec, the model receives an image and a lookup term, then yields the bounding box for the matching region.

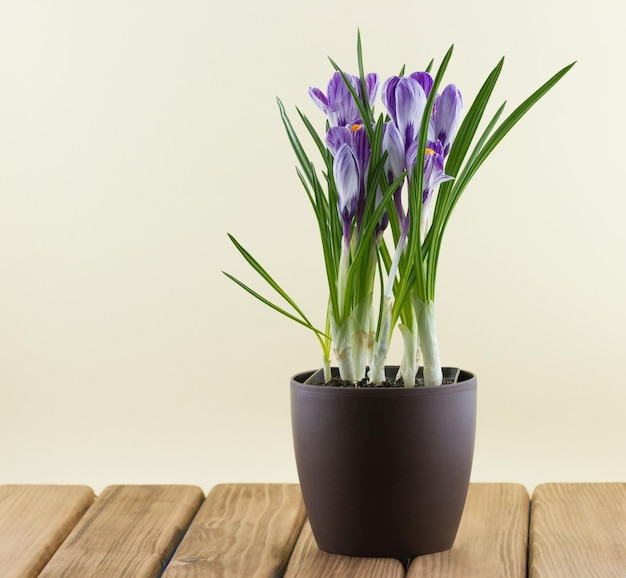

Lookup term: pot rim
[291,367,476,398]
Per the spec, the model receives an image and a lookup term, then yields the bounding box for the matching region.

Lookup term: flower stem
[370,296,392,384]
[414,297,443,386]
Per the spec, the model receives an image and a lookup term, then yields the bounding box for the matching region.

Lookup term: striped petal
[333,144,360,223]
[432,84,463,156]
[326,126,352,156]
[409,71,434,97]
[382,122,405,181]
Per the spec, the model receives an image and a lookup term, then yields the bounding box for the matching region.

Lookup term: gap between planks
[163,483,307,578]
[407,483,530,578]
[36,485,204,578]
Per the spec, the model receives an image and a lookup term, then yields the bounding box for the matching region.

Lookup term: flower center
[425,148,435,155]
[350,123,362,132]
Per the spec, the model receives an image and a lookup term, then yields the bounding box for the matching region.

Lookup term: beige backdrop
[0,0,623,493]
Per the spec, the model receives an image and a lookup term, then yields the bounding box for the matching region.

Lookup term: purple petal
[326,71,360,126]
[351,125,371,175]
[308,87,330,115]
[423,149,453,202]
[395,77,427,147]
[351,126,371,228]
[382,76,401,125]
[426,139,445,157]
[405,140,452,202]
[432,84,463,155]
[333,144,360,222]
[365,73,379,105]
[382,122,405,181]
[409,72,434,97]
[326,126,352,156]
[405,139,420,177]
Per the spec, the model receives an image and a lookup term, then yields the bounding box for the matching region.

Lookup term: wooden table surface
[0,483,624,577]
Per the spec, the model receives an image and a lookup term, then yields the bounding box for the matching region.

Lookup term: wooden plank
[283,520,405,578]
[407,483,530,578]
[162,484,306,578]
[529,483,626,578]
[37,484,204,578]
[0,485,94,578]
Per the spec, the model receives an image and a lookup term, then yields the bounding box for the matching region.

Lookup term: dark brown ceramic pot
[291,367,477,558]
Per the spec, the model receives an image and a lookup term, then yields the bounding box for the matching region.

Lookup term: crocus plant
[225,36,573,386]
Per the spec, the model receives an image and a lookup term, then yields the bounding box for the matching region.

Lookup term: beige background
[0,0,623,493]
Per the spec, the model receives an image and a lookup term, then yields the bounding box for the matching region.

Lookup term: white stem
[350,293,372,382]
[368,235,409,385]
[370,296,393,384]
[337,241,350,314]
[330,314,355,383]
[384,234,407,299]
[331,241,356,382]
[398,317,418,387]
[414,298,443,386]
[367,303,376,366]
[322,357,332,383]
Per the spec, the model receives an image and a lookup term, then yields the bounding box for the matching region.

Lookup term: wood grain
[0,485,94,578]
[37,484,204,578]
[283,520,405,578]
[162,483,306,578]
[529,483,626,578]
[407,483,530,578]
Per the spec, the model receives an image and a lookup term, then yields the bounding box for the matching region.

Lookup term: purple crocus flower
[333,143,360,241]
[382,122,405,181]
[429,84,463,156]
[327,123,371,230]
[309,71,379,127]
[381,76,427,153]
[406,139,453,204]
[326,125,353,156]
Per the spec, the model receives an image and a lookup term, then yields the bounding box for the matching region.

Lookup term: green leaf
[227,234,318,328]
[455,61,576,196]
[277,98,315,185]
[222,272,328,338]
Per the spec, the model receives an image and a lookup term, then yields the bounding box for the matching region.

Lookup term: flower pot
[290,367,477,558]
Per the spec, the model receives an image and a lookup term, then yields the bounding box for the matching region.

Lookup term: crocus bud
[333,144,360,238]
[430,84,463,156]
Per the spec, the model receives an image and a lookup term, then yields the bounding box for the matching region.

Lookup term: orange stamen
[350,123,362,132]
[425,148,435,155]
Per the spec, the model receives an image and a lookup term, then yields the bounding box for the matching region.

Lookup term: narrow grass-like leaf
[426,57,505,259]
[460,101,507,182]
[297,109,333,172]
[375,248,387,339]
[277,98,315,184]
[223,272,328,337]
[428,99,508,293]
[227,234,317,327]
[427,61,574,297]
[355,30,374,126]
[455,61,576,197]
